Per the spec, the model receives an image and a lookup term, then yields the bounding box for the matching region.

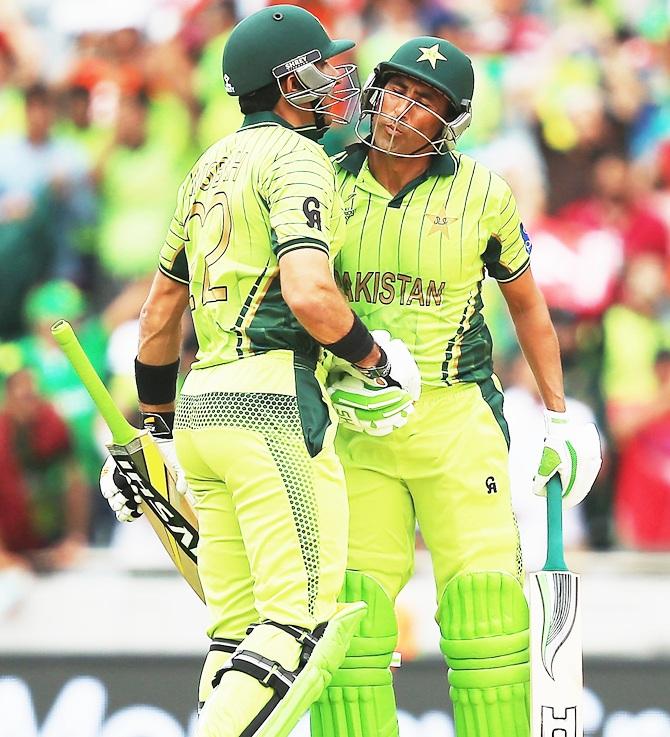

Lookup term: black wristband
[323,313,375,364]
[135,358,180,406]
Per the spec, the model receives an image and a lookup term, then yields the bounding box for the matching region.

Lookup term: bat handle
[543,475,568,572]
[51,320,137,446]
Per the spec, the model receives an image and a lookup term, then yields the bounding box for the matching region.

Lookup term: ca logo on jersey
[303,197,322,231]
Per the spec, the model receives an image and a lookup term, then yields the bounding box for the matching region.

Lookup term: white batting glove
[370,330,421,401]
[100,456,143,523]
[340,330,421,401]
[328,373,415,435]
[141,412,190,497]
[533,410,602,508]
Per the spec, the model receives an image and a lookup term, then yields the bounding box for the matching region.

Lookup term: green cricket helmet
[222,5,359,124]
[357,36,474,156]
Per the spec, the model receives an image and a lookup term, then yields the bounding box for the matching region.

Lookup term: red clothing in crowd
[0,401,71,552]
[559,198,669,260]
[615,413,670,549]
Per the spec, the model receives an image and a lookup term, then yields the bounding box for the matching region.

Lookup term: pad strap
[216,650,296,697]
[208,638,241,655]
[213,620,327,696]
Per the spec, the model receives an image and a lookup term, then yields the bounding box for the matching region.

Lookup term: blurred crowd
[2,0,670,588]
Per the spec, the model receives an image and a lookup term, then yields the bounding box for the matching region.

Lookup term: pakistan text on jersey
[336,270,446,306]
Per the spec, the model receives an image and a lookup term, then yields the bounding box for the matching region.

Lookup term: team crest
[224,74,235,94]
[417,44,447,69]
[425,206,457,236]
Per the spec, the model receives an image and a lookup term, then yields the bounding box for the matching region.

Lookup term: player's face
[371,74,453,156]
[284,58,360,126]
[316,60,339,125]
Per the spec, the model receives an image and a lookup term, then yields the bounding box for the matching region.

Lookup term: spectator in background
[602,254,670,416]
[191,0,242,148]
[0,37,24,136]
[95,89,185,286]
[355,0,423,80]
[5,279,147,543]
[0,85,94,337]
[0,369,88,571]
[559,153,670,261]
[0,84,95,278]
[614,349,670,550]
[55,85,111,166]
[535,87,627,215]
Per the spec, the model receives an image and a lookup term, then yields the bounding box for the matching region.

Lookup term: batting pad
[438,572,530,737]
[198,639,241,711]
[197,602,366,737]
[311,571,399,737]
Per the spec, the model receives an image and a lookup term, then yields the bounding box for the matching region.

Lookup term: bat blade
[109,434,205,602]
[529,475,583,737]
[529,570,582,736]
[51,319,204,601]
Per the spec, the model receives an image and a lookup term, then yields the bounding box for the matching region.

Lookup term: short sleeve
[483,183,531,283]
[158,175,191,284]
[261,138,335,260]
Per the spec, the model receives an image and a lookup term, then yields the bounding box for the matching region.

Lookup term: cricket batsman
[312,37,603,737]
[99,8,422,737]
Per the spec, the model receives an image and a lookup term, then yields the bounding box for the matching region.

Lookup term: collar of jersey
[334,141,457,206]
[239,112,322,141]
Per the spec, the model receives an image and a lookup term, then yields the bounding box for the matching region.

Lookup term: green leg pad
[198,603,366,737]
[311,571,399,737]
[438,572,530,737]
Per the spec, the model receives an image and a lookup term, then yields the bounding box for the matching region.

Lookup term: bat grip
[544,475,568,572]
[51,320,137,446]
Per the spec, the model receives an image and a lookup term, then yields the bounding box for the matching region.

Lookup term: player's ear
[282,72,300,94]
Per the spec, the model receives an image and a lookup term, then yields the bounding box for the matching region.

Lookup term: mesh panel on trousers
[176,391,320,615]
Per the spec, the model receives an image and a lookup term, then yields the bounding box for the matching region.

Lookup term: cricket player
[100,8,421,737]
[312,37,602,737]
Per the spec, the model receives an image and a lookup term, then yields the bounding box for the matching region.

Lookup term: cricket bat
[51,319,204,602]
[530,475,582,737]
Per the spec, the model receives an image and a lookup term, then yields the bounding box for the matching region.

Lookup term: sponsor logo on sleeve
[520,222,533,254]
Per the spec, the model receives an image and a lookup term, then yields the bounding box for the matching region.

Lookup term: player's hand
[100,455,143,522]
[141,412,190,497]
[354,330,422,401]
[327,373,415,436]
[533,410,602,508]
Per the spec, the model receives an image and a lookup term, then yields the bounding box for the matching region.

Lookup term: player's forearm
[137,271,189,412]
[289,282,382,366]
[512,304,565,412]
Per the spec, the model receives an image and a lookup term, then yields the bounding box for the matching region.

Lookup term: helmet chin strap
[314,109,328,134]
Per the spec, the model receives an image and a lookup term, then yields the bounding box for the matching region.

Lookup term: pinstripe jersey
[158,112,344,368]
[332,144,531,386]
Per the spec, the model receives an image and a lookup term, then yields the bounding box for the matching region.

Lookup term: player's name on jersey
[336,269,445,307]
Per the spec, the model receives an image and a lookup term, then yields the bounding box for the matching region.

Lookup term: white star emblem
[417,44,447,70]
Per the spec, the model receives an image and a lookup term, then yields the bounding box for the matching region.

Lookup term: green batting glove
[327,372,415,436]
[533,410,602,508]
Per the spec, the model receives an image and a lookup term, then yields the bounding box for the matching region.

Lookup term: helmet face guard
[356,73,472,157]
[272,49,360,125]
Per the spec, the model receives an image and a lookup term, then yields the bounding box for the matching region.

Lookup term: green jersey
[332,144,530,387]
[159,112,345,368]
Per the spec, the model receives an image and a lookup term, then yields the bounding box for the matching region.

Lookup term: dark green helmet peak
[223,5,354,98]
